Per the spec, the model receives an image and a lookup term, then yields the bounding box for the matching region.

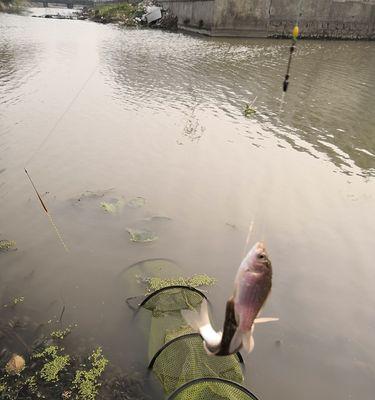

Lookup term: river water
[1,8,375,400]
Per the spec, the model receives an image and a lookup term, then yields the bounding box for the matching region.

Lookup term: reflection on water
[103,32,375,176]
[0,10,375,400]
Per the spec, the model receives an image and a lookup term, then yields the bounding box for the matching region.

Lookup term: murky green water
[1,8,375,399]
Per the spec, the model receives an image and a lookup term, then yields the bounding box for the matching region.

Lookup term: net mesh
[151,334,243,395]
[142,287,205,314]
[168,379,258,400]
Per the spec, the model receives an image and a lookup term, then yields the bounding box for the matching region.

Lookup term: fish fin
[181,300,222,347]
[242,327,255,353]
[254,317,279,324]
[228,328,244,354]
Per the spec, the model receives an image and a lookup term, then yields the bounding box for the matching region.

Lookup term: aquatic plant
[127,228,158,243]
[0,240,16,251]
[146,274,216,292]
[50,326,72,340]
[73,347,108,400]
[34,345,70,382]
[100,198,125,214]
[244,104,256,117]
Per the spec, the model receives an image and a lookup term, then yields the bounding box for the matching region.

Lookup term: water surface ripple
[0,10,375,400]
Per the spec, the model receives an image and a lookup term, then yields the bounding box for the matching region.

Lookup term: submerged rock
[5,354,25,375]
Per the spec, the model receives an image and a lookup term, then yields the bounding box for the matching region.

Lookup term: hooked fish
[182,242,278,356]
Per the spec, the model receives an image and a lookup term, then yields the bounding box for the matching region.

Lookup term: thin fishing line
[25,169,70,253]
[25,64,99,166]
[24,63,99,252]
[242,219,255,257]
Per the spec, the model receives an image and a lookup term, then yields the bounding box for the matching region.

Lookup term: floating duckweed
[34,345,70,382]
[73,347,108,400]
[51,326,72,340]
[146,274,216,292]
[25,376,38,394]
[100,198,125,214]
[126,228,158,243]
[13,296,25,305]
[0,240,16,251]
[244,104,256,117]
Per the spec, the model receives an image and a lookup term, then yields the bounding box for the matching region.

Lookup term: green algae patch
[0,240,16,252]
[146,274,216,292]
[50,326,72,340]
[100,198,125,214]
[34,345,70,382]
[127,228,158,243]
[73,348,108,400]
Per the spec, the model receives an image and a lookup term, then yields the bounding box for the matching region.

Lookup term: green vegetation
[244,104,256,117]
[146,274,216,292]
[127,228,158,243]
[34,346,71,382]
[100,198,125,214]
[51,326,72,340]
[90,3,144,26]
[0,240,16,251]
[0,0,26,13]
[73,348,108,400]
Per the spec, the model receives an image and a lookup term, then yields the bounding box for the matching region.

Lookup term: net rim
[139,285,208,309]
[166,377,260,400]
[148,332,244,370]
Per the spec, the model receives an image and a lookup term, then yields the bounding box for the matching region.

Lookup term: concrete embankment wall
[159,0,375,39]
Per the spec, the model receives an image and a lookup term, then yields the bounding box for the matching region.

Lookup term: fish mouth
[255,241,266,253]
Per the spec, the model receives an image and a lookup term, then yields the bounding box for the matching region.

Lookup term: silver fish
[182,242,278,356]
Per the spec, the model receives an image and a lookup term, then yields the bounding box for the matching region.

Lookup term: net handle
[166,377,260,400]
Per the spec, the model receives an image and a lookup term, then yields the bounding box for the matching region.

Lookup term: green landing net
[123,258,257,399]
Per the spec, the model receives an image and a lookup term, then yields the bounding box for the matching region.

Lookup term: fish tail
[182,300,222,350]
[181,299,210,331]
[242,327,255,353]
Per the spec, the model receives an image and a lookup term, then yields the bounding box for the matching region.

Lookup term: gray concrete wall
[159,0,215,32]
[160,0,375,38]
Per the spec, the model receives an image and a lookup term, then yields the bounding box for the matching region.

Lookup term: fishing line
[24,64,99,252]
[242,219,255,257]
[25,65,99,166]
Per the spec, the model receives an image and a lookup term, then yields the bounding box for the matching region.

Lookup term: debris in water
[142,215,172,222]
[71,188,114,204]
[100,198,125,214]
[126,228,158,243]
[5,354,25,375]
[0,240,17,252]
[127,197,146,208]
